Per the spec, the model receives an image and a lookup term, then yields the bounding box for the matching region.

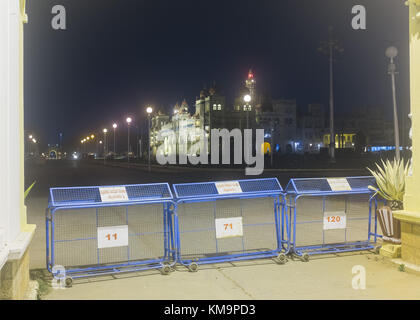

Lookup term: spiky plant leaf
[367,157,410,204]
[24,181,36,199]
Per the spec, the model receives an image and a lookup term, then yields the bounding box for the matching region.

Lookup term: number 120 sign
[215,217,243,239]
[323,212,346,230]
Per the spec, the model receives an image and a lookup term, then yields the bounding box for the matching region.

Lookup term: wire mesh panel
[293,194,376,246]
[285,176,381,258]
[50,183,173,207]
[173,178,287,267]
[46,183,175,280]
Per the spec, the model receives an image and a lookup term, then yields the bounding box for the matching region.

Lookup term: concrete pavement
[24,160,420,300]
[43,252,420,300]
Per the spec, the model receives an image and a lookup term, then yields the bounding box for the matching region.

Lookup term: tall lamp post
[318,26,343,163]
[28,134,33,155]
[103,129,108,162]
[244,94,252,130]
[90,134,95,155]
[112,123,117,154]
[146,106,153,172]
[86,136,90,154]
[126,117,132,165]
[82,139,86,155]
[386,46,401,162]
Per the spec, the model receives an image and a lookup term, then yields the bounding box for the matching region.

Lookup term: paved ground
[43,252,420,300]
[24,160,420,300]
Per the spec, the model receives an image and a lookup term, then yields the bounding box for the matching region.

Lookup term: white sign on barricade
[99,186,129,202]
[215,181,242,194]
[97,225,129,248]
[326,178,352,191]
[215,217,243,239]
[323,211,347,230]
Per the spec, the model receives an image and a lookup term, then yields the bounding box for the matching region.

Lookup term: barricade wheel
[301,253,309,262]
[374,246,381,254]
[161,265,171,275]
[188,262,198,272]
[277,253,287,264]
[65,277,73,288]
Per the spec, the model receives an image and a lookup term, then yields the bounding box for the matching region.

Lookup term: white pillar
[0,0,35,271]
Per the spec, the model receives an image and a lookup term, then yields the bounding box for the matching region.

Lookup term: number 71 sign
[215,217,243,239]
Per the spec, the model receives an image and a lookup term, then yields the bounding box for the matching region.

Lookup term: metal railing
[46,183,176,284]
[173,178,288,271]
[284,176,383,261]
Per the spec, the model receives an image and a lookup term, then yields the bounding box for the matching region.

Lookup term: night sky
[24,0,409,150]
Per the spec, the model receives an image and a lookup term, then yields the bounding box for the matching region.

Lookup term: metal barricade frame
[173,178,289,270]
[46,183,177,283]
[285,176,384,260]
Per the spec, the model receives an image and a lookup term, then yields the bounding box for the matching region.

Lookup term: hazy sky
[24,0,410,150]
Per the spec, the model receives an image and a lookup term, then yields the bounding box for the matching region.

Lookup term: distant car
[105,152,117,160]
[122,152,135,159]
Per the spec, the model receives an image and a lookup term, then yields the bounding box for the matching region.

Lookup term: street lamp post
[103,129,108,163]
[244,94,251,130]
[126,117,132,165]
[386,46,401,162]
[28,135,33,155]
[112,123,117,154]
[318,26,343,163]
[243,94,252,164]
[146,106,153,172]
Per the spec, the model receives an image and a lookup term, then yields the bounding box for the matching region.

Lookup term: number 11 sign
[97,225,129,249]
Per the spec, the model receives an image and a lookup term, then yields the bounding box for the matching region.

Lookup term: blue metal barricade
[46,183,176,284]
[172,178,288,271]
[285,176,383,261]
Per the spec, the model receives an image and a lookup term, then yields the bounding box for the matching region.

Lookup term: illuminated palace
[149,71,299,158]
[149,70,396,158]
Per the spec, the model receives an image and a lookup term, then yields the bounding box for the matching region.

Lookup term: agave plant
[367,158,410,210]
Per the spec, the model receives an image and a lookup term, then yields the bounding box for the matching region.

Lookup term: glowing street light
[112,123,117,153]
[91,134,95,139]
[126,117,132,165]
[146,106,153,171]
[243,94,252,129]
[32,139,36,143]
[28,135,33,139]
[103,129,108,156]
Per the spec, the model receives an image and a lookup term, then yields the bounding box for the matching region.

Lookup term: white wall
[0,0,23,247]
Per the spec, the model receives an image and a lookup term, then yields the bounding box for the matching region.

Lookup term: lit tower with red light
[245,69,256,101]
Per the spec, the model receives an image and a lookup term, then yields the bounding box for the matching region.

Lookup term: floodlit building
[150,71,300,158]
